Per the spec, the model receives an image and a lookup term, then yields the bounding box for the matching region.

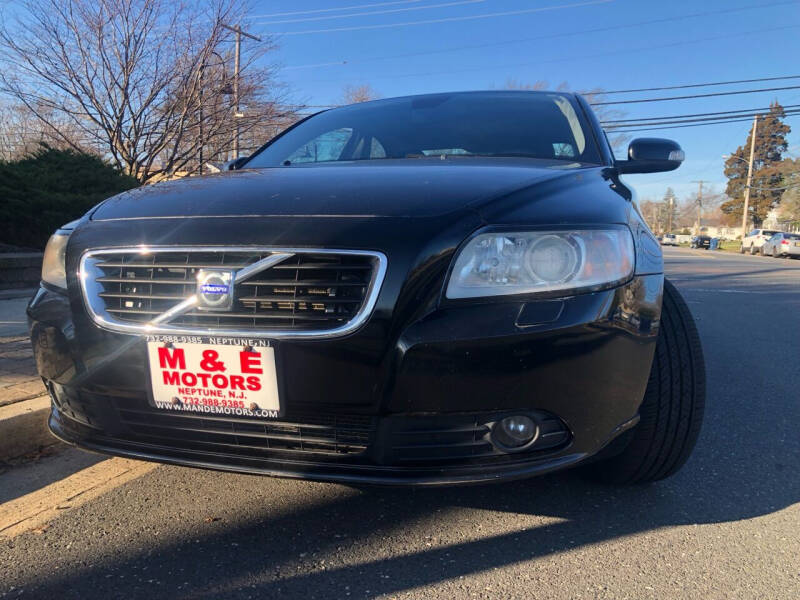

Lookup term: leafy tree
[721,102,790,226]
[777,158,800,227]
[0,146,138,248]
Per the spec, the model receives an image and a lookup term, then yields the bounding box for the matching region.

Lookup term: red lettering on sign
[196,372,211,387]
[181,372,197,386]
[200,350,226,372]
[163,371,180,385]
[212,374,228,388]
[158,347,186,370]
[240,351,263,374]
[230,375,245,390]
[246,376,261,391]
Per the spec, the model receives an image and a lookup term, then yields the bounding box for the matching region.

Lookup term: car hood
[90,159,590,220]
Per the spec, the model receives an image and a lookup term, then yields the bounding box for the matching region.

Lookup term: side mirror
[617,138,684,174]
[223,156,249,171]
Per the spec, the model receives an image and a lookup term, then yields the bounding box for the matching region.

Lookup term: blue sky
[247,0,800,203]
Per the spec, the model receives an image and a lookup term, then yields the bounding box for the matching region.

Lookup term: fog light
[492,415,539,451]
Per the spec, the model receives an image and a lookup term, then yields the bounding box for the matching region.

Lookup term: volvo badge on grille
[196,269,235,311]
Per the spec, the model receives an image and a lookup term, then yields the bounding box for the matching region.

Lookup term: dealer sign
[147,340,280,418]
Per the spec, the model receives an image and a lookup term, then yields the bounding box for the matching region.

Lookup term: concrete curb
[0,395,57,462]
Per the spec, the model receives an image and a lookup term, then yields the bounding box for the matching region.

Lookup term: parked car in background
[661,233,678,246]
[690,235,711,249]
[740,228,779,254]
[761,232,800,258]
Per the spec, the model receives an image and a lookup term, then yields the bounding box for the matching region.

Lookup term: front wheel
[750,244,757,255]
[590,279,705,484]
[740,244,745,254]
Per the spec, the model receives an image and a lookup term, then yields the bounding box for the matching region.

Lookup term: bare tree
[503,79,548,91]
[342,84,380,105]
[0,0,289,181]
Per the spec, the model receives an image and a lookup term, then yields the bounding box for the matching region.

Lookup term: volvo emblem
[196,269,235,311]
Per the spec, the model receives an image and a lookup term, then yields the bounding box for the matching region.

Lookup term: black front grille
[87,250,377,332]
[115,404,373,458]
[52,388,375,459]
[51,387,570,469]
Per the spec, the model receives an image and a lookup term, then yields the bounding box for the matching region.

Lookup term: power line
[601,103,800,124]
[303,23,800,85]
[257,0,486,26]
[263,0,613,35]
[602,74,800,95]
[609,112,800,133]
[611,111,800,130]
[590,84,800,106]
[282,1,799,70]
[601,107,800,128]
[610,108,800,129]
[250,0,427,19]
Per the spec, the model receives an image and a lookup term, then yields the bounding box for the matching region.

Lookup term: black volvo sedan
[29,91,705,485]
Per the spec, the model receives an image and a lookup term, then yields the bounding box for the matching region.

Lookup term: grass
[717,240,742,252]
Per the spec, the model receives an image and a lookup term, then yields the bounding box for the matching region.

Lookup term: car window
[283,128,354,164]
[370,137,386,158]
[748,230,758,237]
[787,234,800,240]
[762,230,778,236]
[246,92,604,167]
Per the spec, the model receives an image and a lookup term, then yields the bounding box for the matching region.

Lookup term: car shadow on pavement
[9,421,798,600]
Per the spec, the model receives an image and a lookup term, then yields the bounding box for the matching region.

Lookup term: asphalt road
[2,247,799,599]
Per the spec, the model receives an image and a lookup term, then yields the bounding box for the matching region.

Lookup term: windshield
[245,92,602,168]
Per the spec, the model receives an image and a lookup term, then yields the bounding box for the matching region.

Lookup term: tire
[739,244,745,254]
[750,244,757,255]
[589,279,706,484]
[773,247,780,258]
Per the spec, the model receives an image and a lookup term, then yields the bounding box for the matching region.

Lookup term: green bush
[0,146,138,249]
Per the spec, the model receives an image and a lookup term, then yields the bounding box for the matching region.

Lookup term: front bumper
[29,274,662,485]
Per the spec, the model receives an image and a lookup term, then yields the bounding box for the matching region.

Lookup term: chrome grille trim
[79,246,387,339]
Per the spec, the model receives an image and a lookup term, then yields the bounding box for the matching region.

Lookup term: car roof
[334,89,581,110]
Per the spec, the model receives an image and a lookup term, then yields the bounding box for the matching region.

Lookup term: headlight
[41,231,71,290]
[446,228,635,299]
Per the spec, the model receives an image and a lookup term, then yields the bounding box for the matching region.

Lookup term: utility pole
[221,23,261,159]
[691,180,704,234]
[740,115,759,239]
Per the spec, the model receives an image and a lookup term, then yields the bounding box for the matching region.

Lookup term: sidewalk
[0,291,55,463]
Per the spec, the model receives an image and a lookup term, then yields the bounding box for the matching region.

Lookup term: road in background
[1,247,798,599]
